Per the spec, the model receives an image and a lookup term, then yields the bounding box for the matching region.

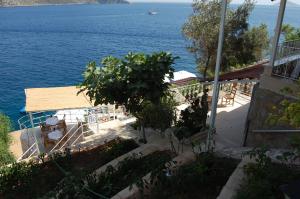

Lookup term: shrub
[0,138,139,199]
[143,153,239,199]
[175,90,209,140]
[236,147,300,199]
[0,113,14,166]
[87,151,173,198]
[138,97,177,133]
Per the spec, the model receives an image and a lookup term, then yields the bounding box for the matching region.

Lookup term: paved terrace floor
[9,92,251,160]
[214,92,251,149]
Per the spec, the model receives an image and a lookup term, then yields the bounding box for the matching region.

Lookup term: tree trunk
[202,55,211,80]
[140,124,147,144]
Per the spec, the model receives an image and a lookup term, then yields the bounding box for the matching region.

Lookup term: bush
[139,97,177,133]
[175,90,209,140]
[0,138,139,199]
[236,147,300,199]
[0,113,14,166]
[87,151,174,198]
[144,153,239,199]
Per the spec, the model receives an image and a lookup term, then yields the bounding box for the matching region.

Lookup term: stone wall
[244,84,299,148]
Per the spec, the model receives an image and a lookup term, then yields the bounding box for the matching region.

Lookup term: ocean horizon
[0,3,300,127]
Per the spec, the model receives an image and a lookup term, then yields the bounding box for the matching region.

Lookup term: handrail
[28,148,38,159]
[173,78,258,90]
[253,129,300,133]
[18,111,80,130]
[70,129,92,147]
[48,123,79,154]
[17,142,37,161]
[56,124,87,151]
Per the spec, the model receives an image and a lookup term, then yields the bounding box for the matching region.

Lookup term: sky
[129,0,300,5]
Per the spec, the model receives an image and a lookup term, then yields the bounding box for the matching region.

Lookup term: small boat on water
[148,11,158,15]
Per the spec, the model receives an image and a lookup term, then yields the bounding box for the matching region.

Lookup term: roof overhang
[25,86,93,112]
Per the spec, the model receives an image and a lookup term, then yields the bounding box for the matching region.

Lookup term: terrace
[4,0,300,198]
[9,70,257,162]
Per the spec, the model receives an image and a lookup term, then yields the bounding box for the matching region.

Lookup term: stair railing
[48,122,79,154]
[17,142,38,162]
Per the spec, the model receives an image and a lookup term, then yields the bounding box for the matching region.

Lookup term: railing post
[113,104,116,120]
[96,113,99,133]
[81,122,84,136]
[29,112,40,154]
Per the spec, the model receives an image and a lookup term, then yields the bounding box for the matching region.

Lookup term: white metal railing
[18,111,78,130]
[272,39,300,80]
[17,105,119,130]
[277,46,300,60]
[172,79,258,104]
[52,124,85,153]
[17,142,38,162]
[17,123,90,161]
[48,123,80,154]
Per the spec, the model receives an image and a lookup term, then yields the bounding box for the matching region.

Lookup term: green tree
[139,97,177,135]
[79,52,176,143]
[281,24,300,41]
[182,0,269,79]
[0,113,14,166]
[267,81,300,128]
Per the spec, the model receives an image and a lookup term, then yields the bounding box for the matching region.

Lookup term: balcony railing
[276,39,300,60]
[272,39,300,80]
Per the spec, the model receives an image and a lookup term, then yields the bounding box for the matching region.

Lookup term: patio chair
[221,86,237,105]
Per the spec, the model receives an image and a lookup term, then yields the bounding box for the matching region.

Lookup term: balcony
[272,39,300,80]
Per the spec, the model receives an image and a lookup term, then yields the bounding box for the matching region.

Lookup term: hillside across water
[0,0,128,7]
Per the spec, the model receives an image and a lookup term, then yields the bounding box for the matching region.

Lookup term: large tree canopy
[79,52,176,142]
[79,52,176,111]
[182,0,269,78]
[282,24,300,41]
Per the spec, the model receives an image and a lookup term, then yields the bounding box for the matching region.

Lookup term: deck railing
[171,79,258,104]
[17,108,122,161]
[272,39,300,80]
[18,111,78,130]
[276,39,300,60]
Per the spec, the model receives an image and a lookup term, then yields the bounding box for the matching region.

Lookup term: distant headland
[0,0,129,7]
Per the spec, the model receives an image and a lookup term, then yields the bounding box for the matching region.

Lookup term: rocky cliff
[0,0,129,7]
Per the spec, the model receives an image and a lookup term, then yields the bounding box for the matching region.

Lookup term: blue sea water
[0,3,299,127]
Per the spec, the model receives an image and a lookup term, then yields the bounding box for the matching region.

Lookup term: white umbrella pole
[270,0,287,68]
[207,0,228,151]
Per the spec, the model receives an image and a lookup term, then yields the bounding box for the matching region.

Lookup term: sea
[0,3,300,128]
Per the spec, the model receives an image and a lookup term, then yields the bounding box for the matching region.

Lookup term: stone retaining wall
[245,86,298,148]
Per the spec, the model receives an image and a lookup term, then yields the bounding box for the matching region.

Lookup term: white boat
[148,11,157,15]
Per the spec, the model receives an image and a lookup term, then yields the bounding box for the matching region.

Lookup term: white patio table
[48,129,63,141]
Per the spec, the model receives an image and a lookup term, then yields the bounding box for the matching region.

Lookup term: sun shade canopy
[25,86,93,112]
